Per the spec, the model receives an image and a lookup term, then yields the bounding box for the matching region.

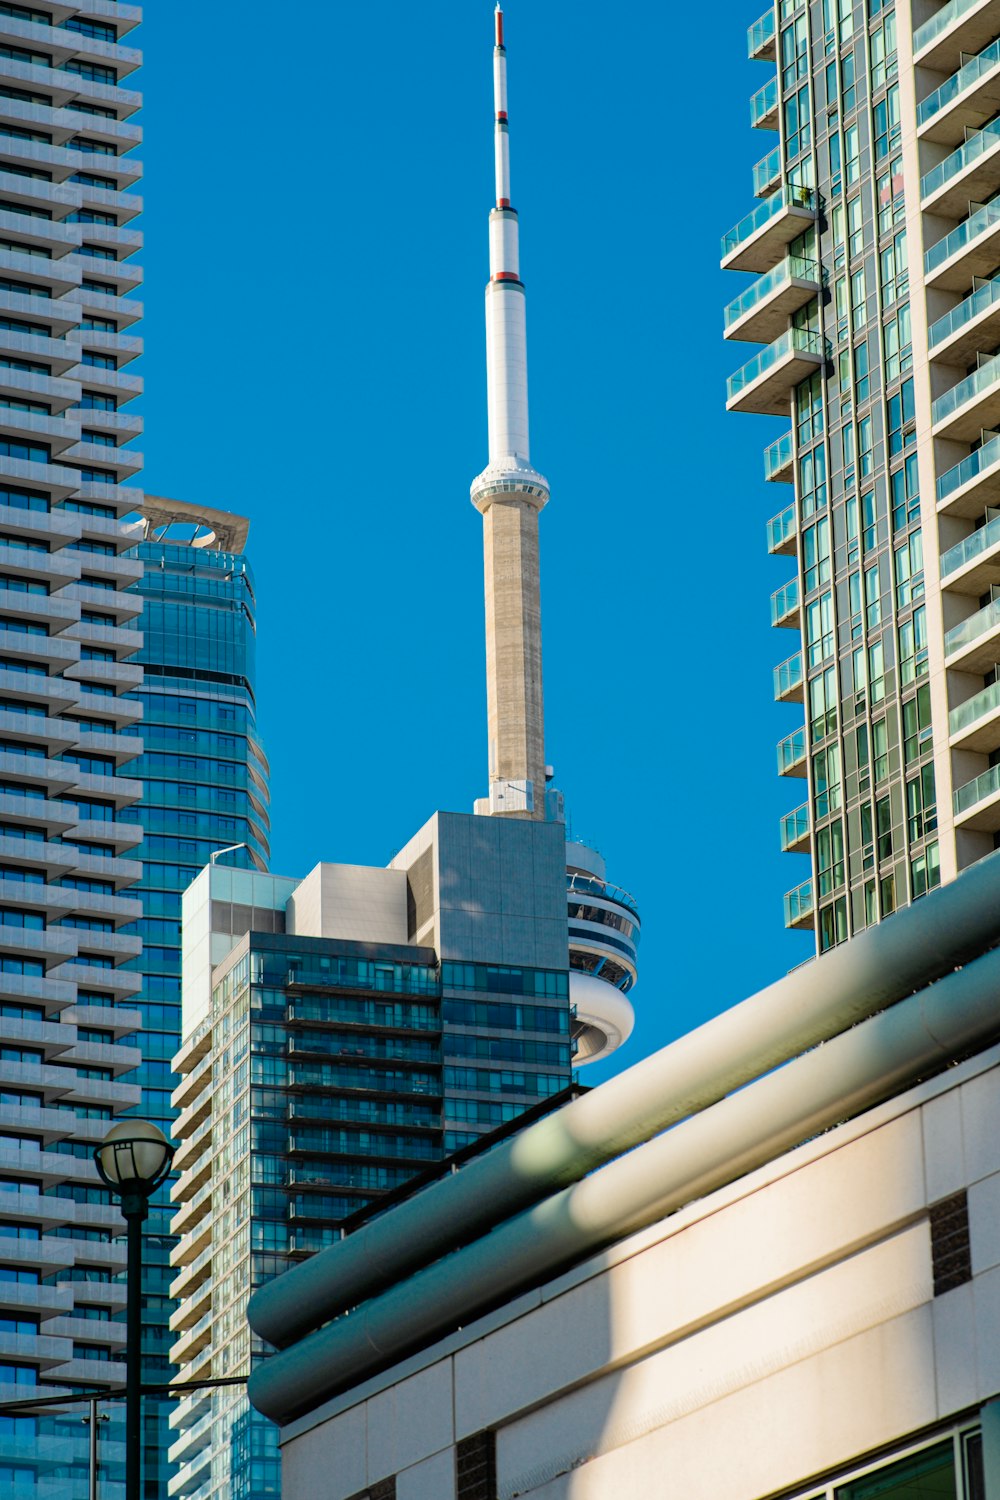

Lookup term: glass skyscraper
[124,497,270,1496]
[723,0,1000,952]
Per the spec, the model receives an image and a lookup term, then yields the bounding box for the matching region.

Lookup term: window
[887,378,915,454]
[819,896,848,951]
[873,83,900,160]
[880,229,908,306]
[797,371,825,443]
[803,517,831,591]
[891,453,920,531]
[868,637,885,703]
[877,155,905,232]
[785,83,812,159]
[907,763,937,842]
[911,842,941,898]
[865,563,881,628]
[903,683,933,764]
[884,304,912,383]
[894,532,923,609]
[816,819,845,896]
[781,16,809,86]
[845,122,860,185]
[799,444,827,516]
[813,743,842,817]
[899,606,928,684]
[870,13,897,89]
[806,591,835,666]
[810,665,838,742]
[876,793,893,861]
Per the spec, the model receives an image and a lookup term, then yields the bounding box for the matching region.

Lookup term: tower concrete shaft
[472,4,550,820]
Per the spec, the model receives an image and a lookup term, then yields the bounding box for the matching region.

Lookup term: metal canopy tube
[248,941,1000,1425]
[247,848,1000,1350]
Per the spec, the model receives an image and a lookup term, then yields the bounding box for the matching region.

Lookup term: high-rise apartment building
[123,497,269,1497]
[0,0,145,1493]
[723,0,1000,952]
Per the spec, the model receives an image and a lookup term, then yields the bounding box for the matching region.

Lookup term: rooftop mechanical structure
[469,8,637,1064]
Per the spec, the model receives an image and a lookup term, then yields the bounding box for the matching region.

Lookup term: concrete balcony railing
[724,255,825,342]
[783,878,815,929]
[777,725,808,777]
[944,593,1000,671]
[931,349,1000,439]
[780,803,810,853]
[928,269,1000,364]
[767,501,797,556]
[918,35,1000,145]
[914,0,1000,72]
[773,650,804,702]
[727,328,828,414]
[925,197,1000,290]
[720,184,817,273]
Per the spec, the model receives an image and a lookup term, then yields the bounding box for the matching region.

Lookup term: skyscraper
[723,0,1000,952]
[124,496,270,1497]
[168,12,639,1500]
[0,0,145,1492]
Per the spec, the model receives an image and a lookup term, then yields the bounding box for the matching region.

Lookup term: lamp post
[94,1121,175,1500]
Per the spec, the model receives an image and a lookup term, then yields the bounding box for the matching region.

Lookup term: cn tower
[471,8,638,1062]
[471,3,550,820]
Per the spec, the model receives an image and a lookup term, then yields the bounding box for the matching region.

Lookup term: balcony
[767,501,797,555]
[724,255,825,342]
[928,271,1000,364]
[721,185,817,273]
[777,725,807,776]
[937,432,1000,515]
[770,576,799,626]
[925,197,1000,290]
[943,593,1000,671]
[940,513,1000,593]
[931,350,1000,440]
[950,679,1000,751]
[917,37,1000,144]
[954,762,1000,829]
[784,878,815,929]
[780,803,810,853]
[753,145,782,198]
[764,428,794,482]
[727,329,828,415]
[774,650,804,702]
[750,75,779,129]
[921,115,1000,215]
[747,7,776,60]
[914,0,1000,71]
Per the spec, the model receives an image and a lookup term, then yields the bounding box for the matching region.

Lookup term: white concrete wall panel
[365,1361,454,1482]
[397,1448,457,1500]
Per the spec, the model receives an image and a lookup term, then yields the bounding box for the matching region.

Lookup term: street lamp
[94,1121,175,1500]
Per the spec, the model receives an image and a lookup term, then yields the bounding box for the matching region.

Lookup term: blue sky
[139,0,813,1080]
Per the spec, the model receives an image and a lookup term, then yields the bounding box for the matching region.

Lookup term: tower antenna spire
[472,3,550,820]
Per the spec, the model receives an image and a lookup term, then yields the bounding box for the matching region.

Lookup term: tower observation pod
[472,4,550,820]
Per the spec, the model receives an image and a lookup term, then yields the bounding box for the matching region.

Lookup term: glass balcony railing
[750,75,779,127]
[766,501,797,551]
[747,8,775,56]
[784,878,814,926]
[724,256,824,330]
[770,576,800,624]
[917,37,1000,127]
[914,0,984,55]
[764,429,794,479]
[925,197,1000,276]
[777,725,807,774]
[940,512,1000,578]
[950,678,1000,736]
[944,593,1000,655]
[955,761,1000,814]
[938,431,1000,502]
[921,114,1000,200]
[773,651,803,698]
[929,271,1000,348]
[780,803,810,851]
[752,145,782,197]
[727,328,828,403]
[721,184,816,259]
[931,349,1000,425]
